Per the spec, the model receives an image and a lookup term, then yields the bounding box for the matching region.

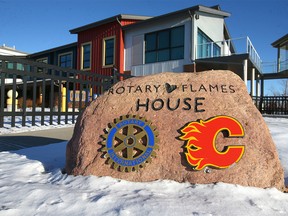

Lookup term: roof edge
[198,5,230,17]
[70,14,152,34]
[28,42,77,57]
[123,5,230,31]
[271,34,288,47]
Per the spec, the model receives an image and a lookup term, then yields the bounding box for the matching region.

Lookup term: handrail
[196,36,262,71]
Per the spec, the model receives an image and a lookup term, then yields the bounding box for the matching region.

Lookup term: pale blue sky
[0,0,287,94]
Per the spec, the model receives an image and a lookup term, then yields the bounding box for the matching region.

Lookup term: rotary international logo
[101,115,159,172]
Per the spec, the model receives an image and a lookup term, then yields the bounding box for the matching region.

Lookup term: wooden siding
[76,19,140,76]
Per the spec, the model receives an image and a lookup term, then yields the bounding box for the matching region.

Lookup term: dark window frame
[81,42,91,70]
[145,25,184,64]
[59,52,73,68]
[103,36,115,67]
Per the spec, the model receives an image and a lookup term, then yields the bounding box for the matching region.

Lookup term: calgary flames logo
[179,116,245,170]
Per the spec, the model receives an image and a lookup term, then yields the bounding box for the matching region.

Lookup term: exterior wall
[124,14,191,76]
[76,19,139,76]
[193,12,225,59]
[124,12,226,76]
[29,45,77,69]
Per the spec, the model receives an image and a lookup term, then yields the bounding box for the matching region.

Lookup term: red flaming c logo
[179,116,245,170]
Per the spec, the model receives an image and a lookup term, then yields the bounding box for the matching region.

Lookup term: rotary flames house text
[106,82,245,172]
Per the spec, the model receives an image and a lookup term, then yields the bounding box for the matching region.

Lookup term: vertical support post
[39,85,43,105]
[90,84,93,101]
[243,59,248,86]
[259,76,264,113]
[256,73,261,97]
[277,47,280,72]
[256,73,260,108]
[61,85,66,112]
[250,68,255,97]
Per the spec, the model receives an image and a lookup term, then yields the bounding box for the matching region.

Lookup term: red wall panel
[76,19,139,76]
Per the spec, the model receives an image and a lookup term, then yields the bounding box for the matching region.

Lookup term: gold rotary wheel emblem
[101,115,159,172]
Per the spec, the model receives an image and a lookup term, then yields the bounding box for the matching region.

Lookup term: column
[250,68,255,97]
[256,73,260,97]
[243,59,248,86]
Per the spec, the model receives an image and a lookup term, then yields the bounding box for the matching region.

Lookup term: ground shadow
[0,136,67,172]
[0,135,66,152]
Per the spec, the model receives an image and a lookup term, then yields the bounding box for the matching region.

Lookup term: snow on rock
[0,117,287,215]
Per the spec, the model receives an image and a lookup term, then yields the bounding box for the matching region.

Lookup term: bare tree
[269,80,288,96]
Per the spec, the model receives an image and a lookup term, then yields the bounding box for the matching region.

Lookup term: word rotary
[101,115,159,172]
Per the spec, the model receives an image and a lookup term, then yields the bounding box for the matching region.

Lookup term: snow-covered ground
[0,111,77,134]
[0,117,288,216]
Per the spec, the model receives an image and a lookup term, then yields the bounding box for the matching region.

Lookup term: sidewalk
[0,127,74,152]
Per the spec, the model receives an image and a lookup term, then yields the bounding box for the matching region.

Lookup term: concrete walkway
[0,127,74,152]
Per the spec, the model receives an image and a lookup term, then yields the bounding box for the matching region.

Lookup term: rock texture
[66,70,285,191]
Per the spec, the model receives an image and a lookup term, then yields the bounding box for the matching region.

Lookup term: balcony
[196,36,262,72]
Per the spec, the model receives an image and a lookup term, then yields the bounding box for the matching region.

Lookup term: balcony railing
[196,36,262,71]
[262,59,288,73]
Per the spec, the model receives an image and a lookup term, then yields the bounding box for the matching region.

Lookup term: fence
[0,55,131,128]
[253,96,288,115]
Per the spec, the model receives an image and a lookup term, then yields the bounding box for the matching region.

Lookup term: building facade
[69,14,151,76]
[124,5,231,76]
[28,42,77,69]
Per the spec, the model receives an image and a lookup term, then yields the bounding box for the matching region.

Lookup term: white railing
[246,37,262,70]
[262,59,288,73]
[196,36,262,71]
[280,59,288,72]
[262,61,277,73]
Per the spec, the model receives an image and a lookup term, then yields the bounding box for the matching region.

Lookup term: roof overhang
[271,34,288,48]
[70,14,152,34]
[28,42,77,58]
[123,5,230,31]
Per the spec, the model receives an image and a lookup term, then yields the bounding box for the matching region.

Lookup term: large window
[103,37,115,67]
[197,29,221,58]
[59,52,72,68]
[145,26,184,64]
[81,42,91,70]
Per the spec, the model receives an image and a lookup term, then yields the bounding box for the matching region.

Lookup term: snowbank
[0,117,287,216]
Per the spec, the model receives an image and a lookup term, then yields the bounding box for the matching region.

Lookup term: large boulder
[66,70,285,191]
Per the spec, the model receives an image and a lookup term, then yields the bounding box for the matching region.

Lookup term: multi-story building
[28,5,264,97]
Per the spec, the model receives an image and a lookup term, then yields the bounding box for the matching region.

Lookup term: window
[197,29,221,58]
[37,57,48,64]
[103,37,115,67]
[145,26,184,64]
[36,57,48,72]
[59,52,72,68]
[81,42,91,70]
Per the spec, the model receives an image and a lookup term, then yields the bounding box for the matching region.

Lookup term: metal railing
[0,55,131,128]
[253,96,288,115]
[196,36,262,71]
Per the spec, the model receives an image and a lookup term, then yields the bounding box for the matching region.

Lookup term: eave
[70,14,152,34]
